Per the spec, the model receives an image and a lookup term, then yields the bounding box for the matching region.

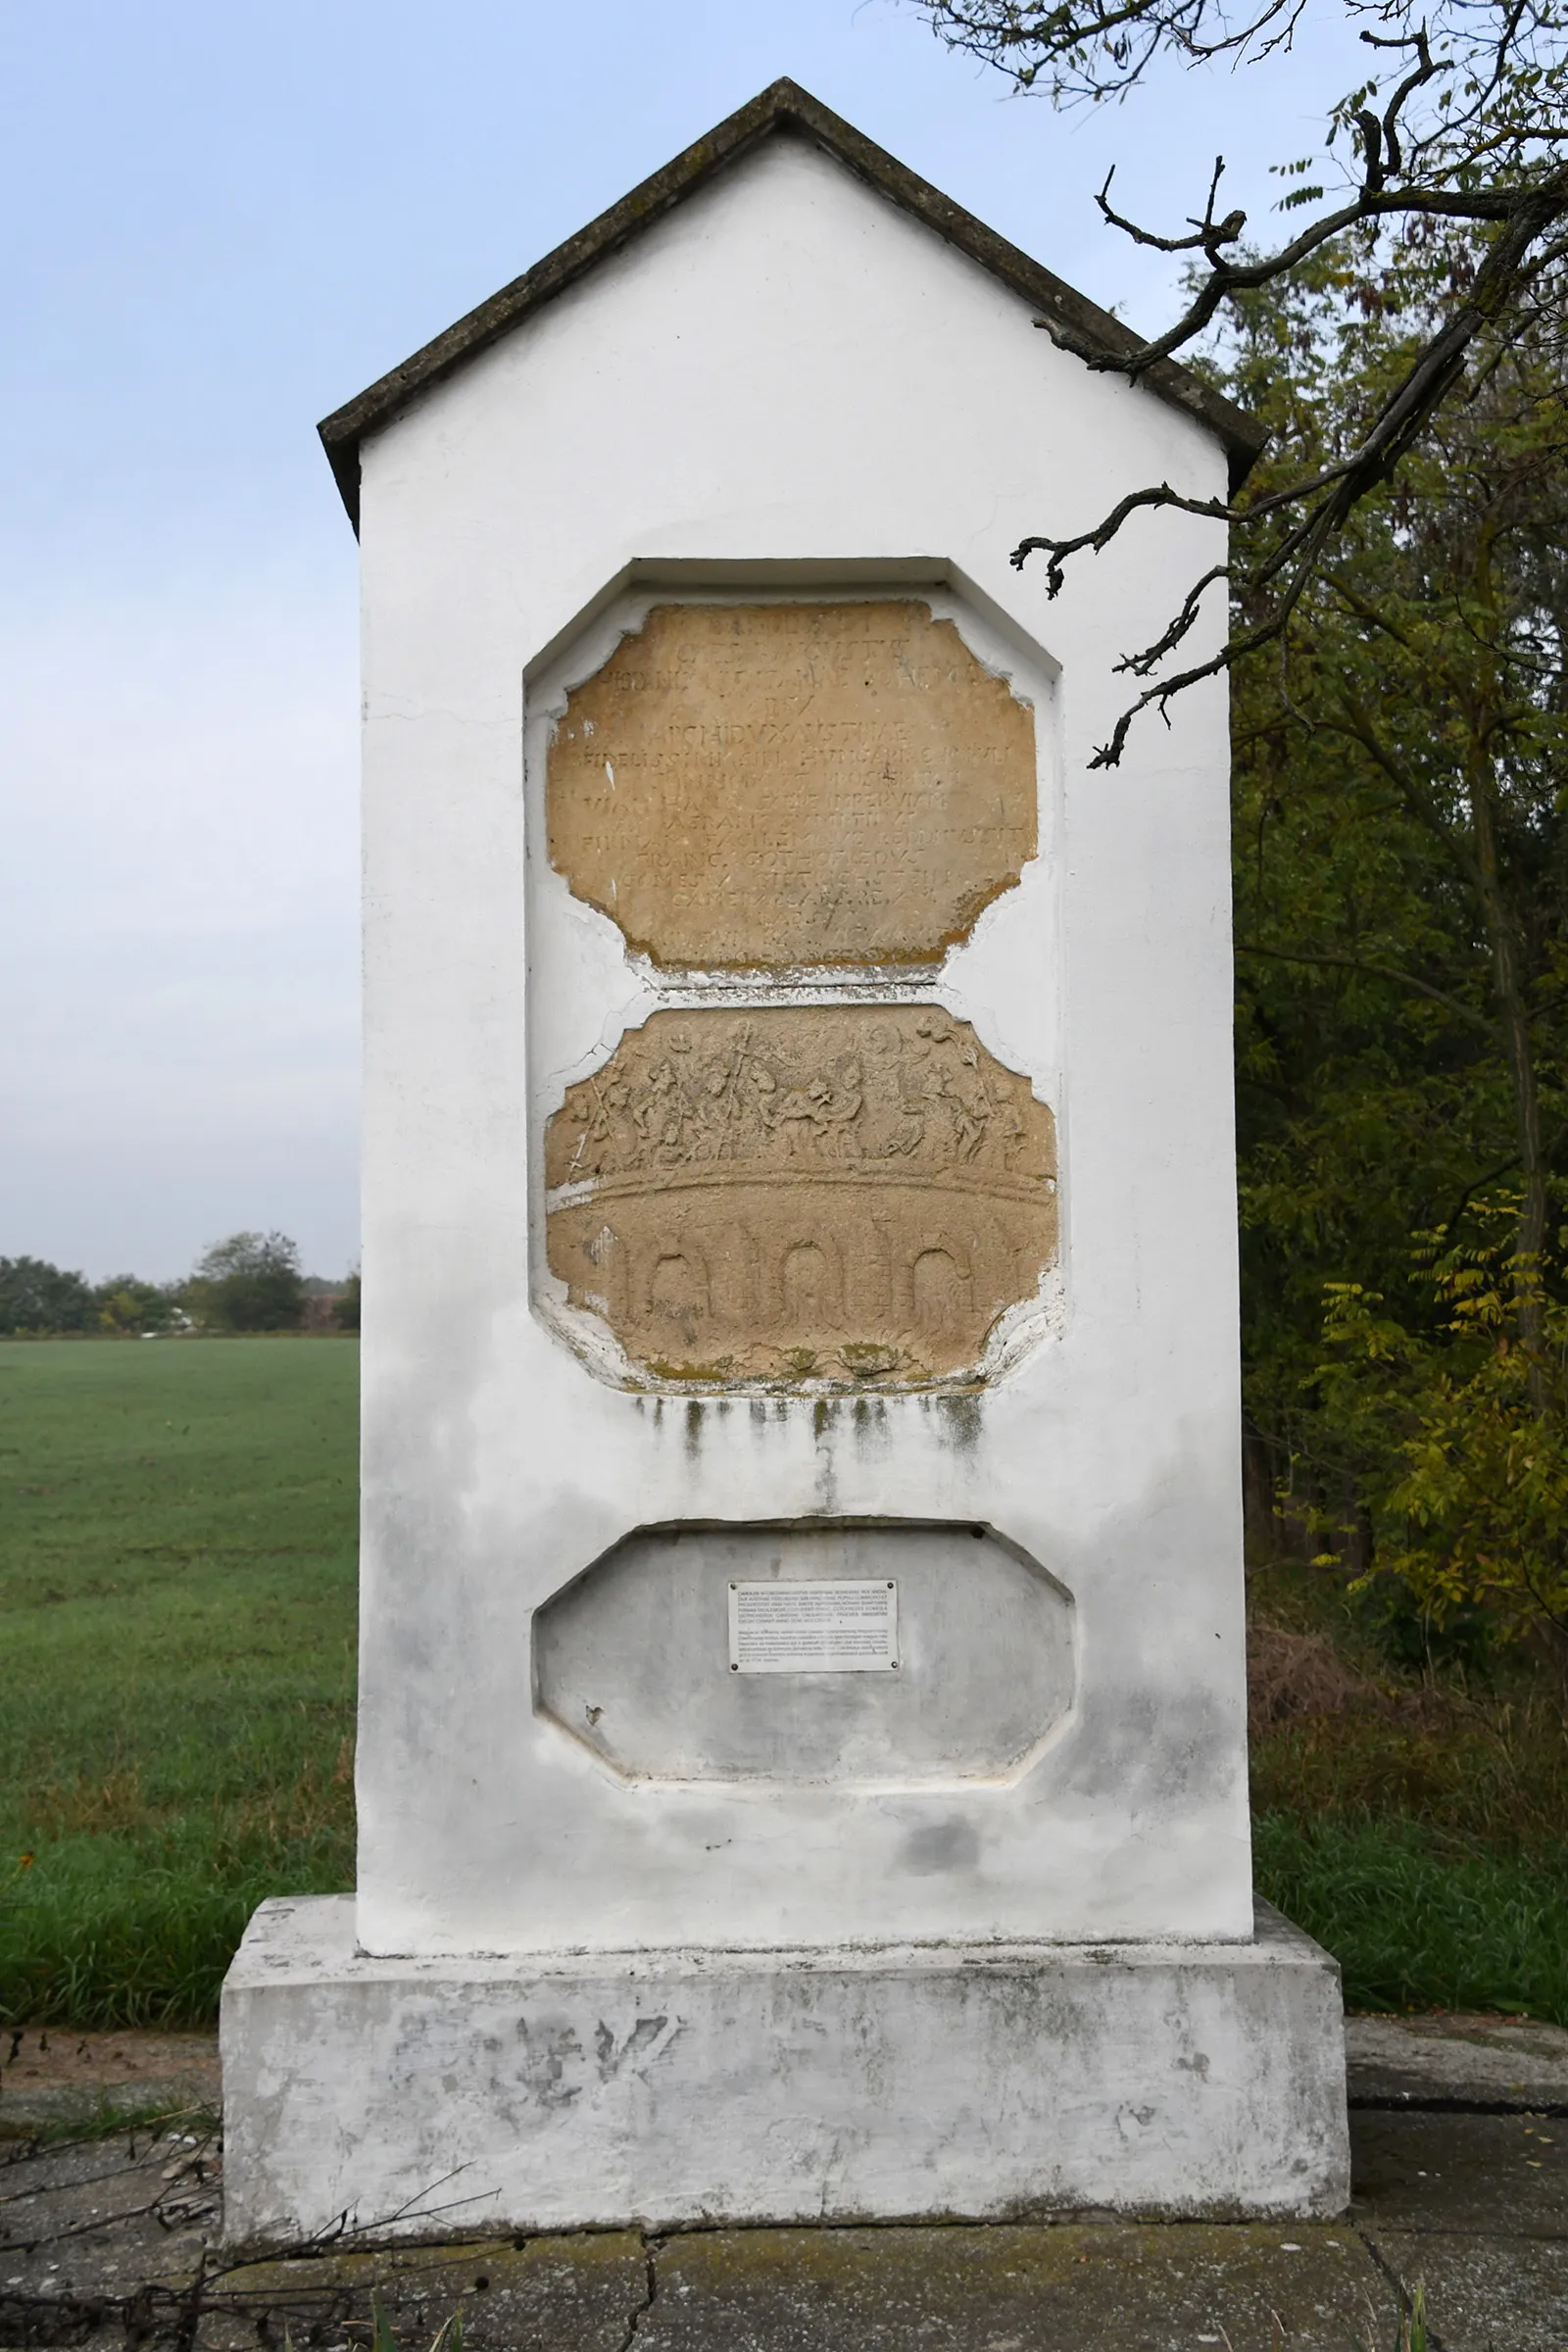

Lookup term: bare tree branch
[1116,563,1231,672]
[913,0,1568,761]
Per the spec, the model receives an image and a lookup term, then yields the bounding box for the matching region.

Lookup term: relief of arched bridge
[544,1005,1057,1387]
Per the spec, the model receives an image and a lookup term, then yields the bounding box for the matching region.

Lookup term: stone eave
[318,76,1264,529]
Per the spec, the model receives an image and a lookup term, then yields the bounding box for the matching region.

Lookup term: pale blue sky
[0,0,1359,1281]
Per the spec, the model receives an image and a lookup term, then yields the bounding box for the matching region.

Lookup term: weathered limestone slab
[220,1896,1349,2248]
[547,602,1037,970]
[544,1003,1057,1385]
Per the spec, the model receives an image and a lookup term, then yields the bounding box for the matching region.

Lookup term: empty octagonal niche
[532,1519,1075,1788]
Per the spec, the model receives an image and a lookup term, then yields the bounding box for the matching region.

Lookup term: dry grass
[1247,1561,1568,1854]
[1248,1620,1382,1732]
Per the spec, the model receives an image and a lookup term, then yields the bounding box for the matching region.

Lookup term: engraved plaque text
[728,1580,899,1674]
[547,602,1037,969]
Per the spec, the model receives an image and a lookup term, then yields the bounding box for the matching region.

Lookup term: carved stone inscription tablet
[547,603,1037,969]
[545,1006,1056,1386]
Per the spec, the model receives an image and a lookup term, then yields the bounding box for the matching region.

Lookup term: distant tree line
[0,1233,360,1337]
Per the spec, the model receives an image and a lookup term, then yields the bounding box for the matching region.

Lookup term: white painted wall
[355,129,1247,1956]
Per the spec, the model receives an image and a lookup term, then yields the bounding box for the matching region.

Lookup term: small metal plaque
[728,1579,899,1675]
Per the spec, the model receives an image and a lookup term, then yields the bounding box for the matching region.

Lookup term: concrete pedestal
[220,1896,1348,2250]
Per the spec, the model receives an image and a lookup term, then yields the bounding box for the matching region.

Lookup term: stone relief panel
[544,1005,1057,1387]
[546,602,1037,970]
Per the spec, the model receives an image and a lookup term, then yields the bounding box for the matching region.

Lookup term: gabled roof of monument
[318,77,1262,528]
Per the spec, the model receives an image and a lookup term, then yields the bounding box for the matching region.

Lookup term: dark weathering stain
[932,1395,983,1451]
[899,1818,981,1875]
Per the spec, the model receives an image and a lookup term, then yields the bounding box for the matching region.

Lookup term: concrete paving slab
[1366,2232,1568,2352]
[1351,2110,1568,2236]
[202,2232,652,2352]
[0,2117,220,2350]
[637,2223,1397,2352]
[1348,2015,1568,2113]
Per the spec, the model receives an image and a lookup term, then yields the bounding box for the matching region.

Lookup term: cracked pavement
[1,2017,1565,2349]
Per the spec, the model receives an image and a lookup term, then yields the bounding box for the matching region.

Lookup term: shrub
[185,1232,305,1334]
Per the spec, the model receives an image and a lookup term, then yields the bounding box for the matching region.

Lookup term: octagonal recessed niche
[532,1519,1075,1788]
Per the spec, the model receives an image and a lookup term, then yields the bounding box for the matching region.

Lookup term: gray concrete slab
[1347,2014,1568,2112]
[1350,2109,1568,2236]
[1348,2109,1568,2352]
[0,2116,220,2351]
[197,2234,653,2352]
[635,2223,1396,2352]
[1368,2232,1568,2352]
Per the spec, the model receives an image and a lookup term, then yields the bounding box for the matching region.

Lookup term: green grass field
[1,1339,357,2025]
[3,1337,1565,2026]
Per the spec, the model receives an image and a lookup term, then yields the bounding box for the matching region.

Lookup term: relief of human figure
[555,1007,1051,1193]
[635,1057,690,1164]
[771,1075,832,1160]
[819,1055,865,1159]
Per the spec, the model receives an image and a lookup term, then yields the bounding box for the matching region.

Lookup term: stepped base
[220,1895,1348,2249]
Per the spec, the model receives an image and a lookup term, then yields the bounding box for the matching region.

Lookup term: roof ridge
[318,76,1262,529]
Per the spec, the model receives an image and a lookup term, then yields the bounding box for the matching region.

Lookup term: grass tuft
[1254,1814,1568,2021]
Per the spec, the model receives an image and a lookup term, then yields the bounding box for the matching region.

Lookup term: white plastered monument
[221,80,1348,2243]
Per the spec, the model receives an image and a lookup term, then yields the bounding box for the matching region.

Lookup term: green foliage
[1310,1208,1568,1641]
[0,1338,357,2027]
[1250,1556,1568,2020]
[95,1275,182,1335]
[0,1257,189,1338]
[1223,225,1568,1622]
[185,1229,305,1334]
[1349,1572,1499,1678]
[0,1255,98,1335]
[336,1269,362,1332]
[918,0,1568,769]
